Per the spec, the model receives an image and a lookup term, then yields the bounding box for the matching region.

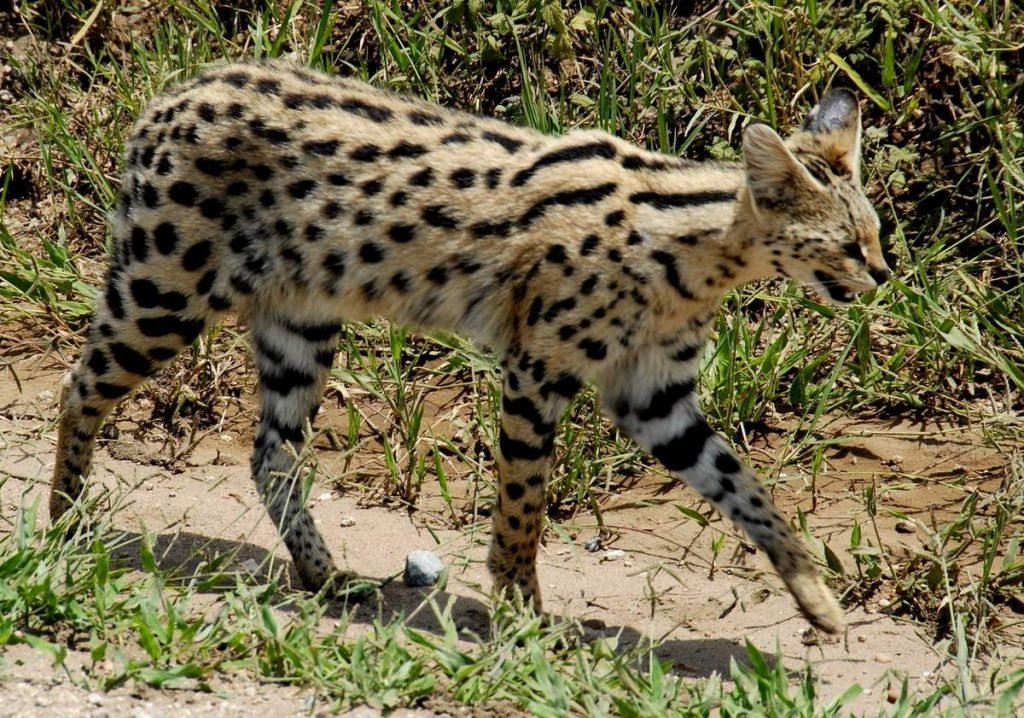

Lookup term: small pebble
[895,519,915,534]
[88,692,104,705]
[584,537,602,552]
[339,516,356,527]
[887,688,900,703]
[874,653,893,664]
[317,492,332,503]
[240,559,260,573]
[601,549,626,561]
[36,389,54,404]
[404,550,445,587]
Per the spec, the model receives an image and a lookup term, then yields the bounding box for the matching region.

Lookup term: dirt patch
[2,355,1020,714]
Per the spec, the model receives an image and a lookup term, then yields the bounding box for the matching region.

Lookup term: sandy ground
[0,352,1019,716]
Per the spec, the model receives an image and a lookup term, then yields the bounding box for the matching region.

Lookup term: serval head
[742,88,891,304]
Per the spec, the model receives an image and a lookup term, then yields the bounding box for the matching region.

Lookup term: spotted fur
[51,62,891,634]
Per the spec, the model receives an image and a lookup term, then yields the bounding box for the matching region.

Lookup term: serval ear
[742,123,819,212]
[802,87,862,183]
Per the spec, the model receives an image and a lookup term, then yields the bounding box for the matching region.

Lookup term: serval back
[52,61,891,634]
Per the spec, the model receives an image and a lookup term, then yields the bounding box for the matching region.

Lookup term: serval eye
[841,241,863,262]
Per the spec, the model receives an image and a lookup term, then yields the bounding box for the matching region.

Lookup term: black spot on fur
[305,224,324,242]
[153,223,178,255]
[578,338,607,360]
[148,346,178,361]
[505,482,526,500]
[499,429,553,462]
[229,274,254,294]
[527,297,542,326]
[427,266,449,284]
[511,141,616,186]
[519,183,617,227]
[95,382,131,399]
[389,141,428,159]
[137,315,205,342]
[168,182,198,206]
[199,197,224,218]
[629,190,736,209]
[248,118,290,144]
[339,98,393,123]
[359,242,384,263]
[130,227,149,262]
[221,71,249,88]
[716,453,740,474]
[197,103,216,122]
[87,349,109,376]
[388,224,416,243]
[195,157,226,176]
[287,180,317,199]
[441,132,471,145]
[469,220,511,238]
[651,250,694,300]
[410,167,434,186]
[129,279,160,308]
[350,144,381,162]
[652,421,714,471]
[141,183,160,208]
[450,168,476,189]
[481,130,523,153]
[196,270,216,295]
[545,245,567,263]
[111,342,152,375]
[422,205,459,229]
[540,373,581,400]
[408,110,444,126]
[302,139,339,156]
[636,380,695,421]
[390,271,410,292]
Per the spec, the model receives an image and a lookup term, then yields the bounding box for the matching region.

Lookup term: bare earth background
[1,349,1017,716]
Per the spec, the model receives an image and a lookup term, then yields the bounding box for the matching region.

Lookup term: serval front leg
[487,352,579,612]
[605,341,845,634]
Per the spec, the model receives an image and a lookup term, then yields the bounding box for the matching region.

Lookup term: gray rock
[584,537,602,552]
[403,550,445,587]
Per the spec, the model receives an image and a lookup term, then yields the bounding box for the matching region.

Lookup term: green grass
[2,494,1021,716]
[1,0,1023,715]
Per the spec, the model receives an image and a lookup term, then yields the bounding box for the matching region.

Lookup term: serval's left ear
[802,88,862,183]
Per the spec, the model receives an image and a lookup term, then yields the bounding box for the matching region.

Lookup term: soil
[1,349,1020,717]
